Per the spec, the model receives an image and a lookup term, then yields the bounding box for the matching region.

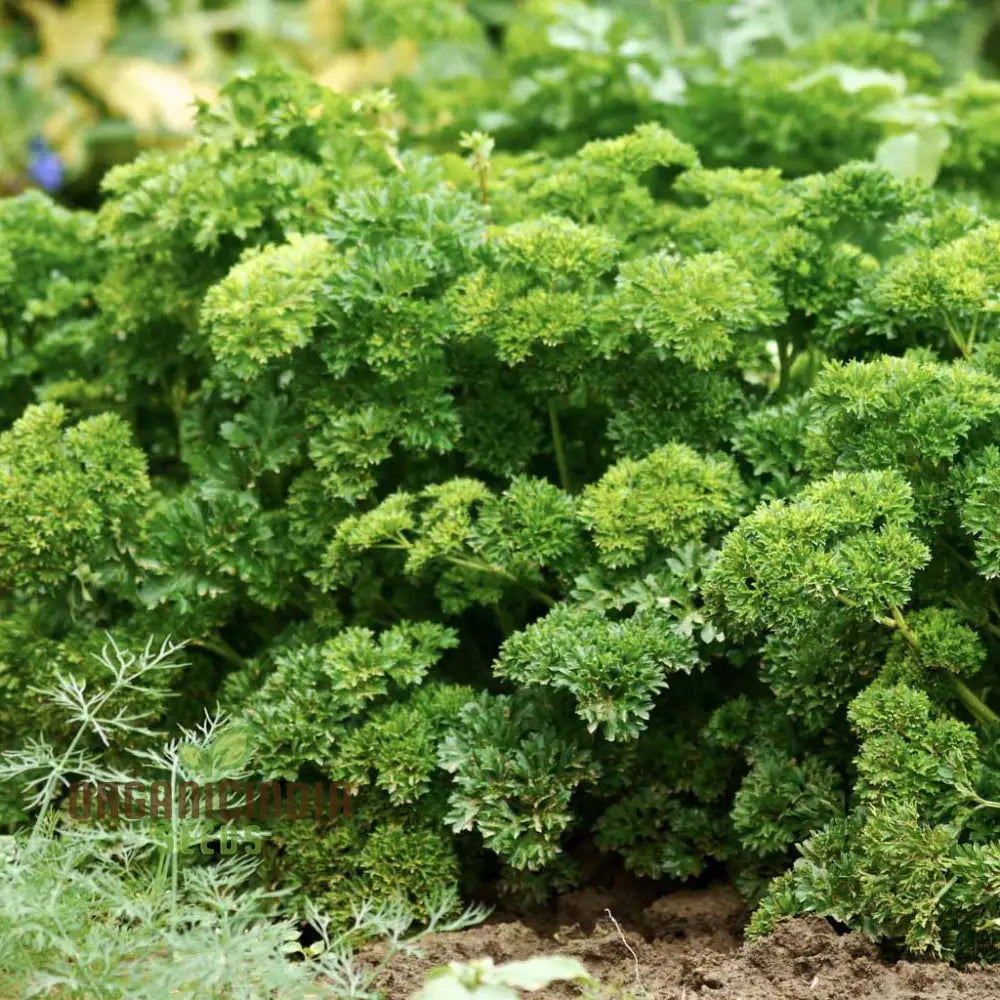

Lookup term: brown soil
[367,885,1000,999]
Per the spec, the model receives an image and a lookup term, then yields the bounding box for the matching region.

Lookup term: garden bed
[369,885,1000,999]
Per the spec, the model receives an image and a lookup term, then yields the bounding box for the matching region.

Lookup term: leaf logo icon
[178,724,254,773]
[208,726,254,770]
[178,742,207,772]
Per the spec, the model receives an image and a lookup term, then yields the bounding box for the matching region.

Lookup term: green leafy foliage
[751,684,1000,961]
[439,693,598,870]
[579,443,745,568]
[616,250,785,368]
[247,621,459,779]
[0,402,150,596]
[14,1,1000,974]
[494,605,697,740]
[705,469,930,633]
[0,636,490,999]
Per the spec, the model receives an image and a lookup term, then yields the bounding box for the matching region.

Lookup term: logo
[66,724,353,854]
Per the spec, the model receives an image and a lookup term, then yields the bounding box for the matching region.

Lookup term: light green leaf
[493,956,592,990]
[875,128,950,186]
[791,65,907,96]
[178,743,205,771]
[206,725,254,770]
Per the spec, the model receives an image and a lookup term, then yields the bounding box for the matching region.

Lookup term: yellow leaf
[21,0,115,72]
[306,0,346,48]
[43,92,98,170]
[315,39,419,93]
[79,57,215,134]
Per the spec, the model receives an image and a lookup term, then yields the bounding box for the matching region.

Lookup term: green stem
[191,635,243,669]
[937,536,979,575]
[31,723,88,841]
[153,836,169,899]
[776,335,792,398]
[547,399,572,494]
[888,603,920,651]
[988,590,1000,619]
[664,1,686,49]
[377,537,557,607]
[953,677,1000,728]
[477,164,490,209]
[495,606,516,638]
[446,555,557,608]
[886,604,999,728]
[968,313,982,356]
[971,790,1000,811]
[944,314,973,358]
[803,345,818,387]
[475,164,492,240]
[169,752,180,929]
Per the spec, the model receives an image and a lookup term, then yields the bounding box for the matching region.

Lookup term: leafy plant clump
[0,636,489,999]
[11,3,1000,977]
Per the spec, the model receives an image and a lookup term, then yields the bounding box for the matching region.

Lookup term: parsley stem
[191,635,243,668]
[775,334,792,398]
[445,555,557,607]
[953,677,999,728]
[548,399,572,493]
[885,603,999,727]
[888,603,919,649]
[664,2,686,49]
[944,314,973,358]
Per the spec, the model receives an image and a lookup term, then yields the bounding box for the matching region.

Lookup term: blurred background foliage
[0,0,487,200]
[5,0,1000,204]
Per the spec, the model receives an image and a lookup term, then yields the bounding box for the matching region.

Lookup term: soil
[366,884,1000,999]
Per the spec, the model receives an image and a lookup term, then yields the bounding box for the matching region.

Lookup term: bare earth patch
[366,886,1000,999]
